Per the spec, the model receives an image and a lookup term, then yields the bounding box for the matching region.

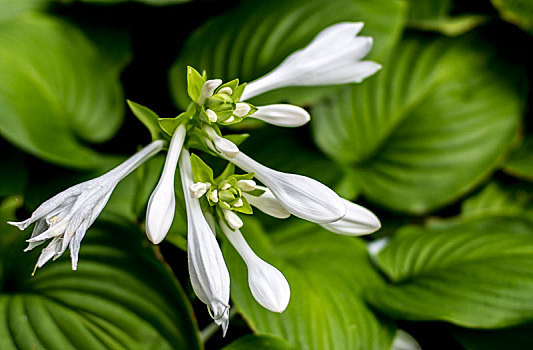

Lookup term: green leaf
[77,0,190,5]
[187,66,205,104]
[491,0,533,32]
[224,219,396,350]
[0,14,125,169]
[0,217,201,349]
[190,153,215,183]
[461,181,533,222]
[0,0,48,22]
[0,145,27,197]
[169,0,407,109]
[127,100,165,141]
[223,334,297,350]
[504,135,533,181]
[312,36,525,214]
[366,216,533,328]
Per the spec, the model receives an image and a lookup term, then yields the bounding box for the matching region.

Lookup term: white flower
[219,220,290,313]
[145,125,186,244]
[320,199,380,236]
[179,149,231,335]
[198,79,222,105]
[242,186,290,219]
[391,330,422,350]
[227,151,345,224]
[204,125,240,158]
[241,22,381,100]
[9,140,164,271]
[249,104,310,127]
[233,102,251,117]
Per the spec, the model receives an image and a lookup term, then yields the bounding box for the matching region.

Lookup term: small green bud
[219,189,235,202]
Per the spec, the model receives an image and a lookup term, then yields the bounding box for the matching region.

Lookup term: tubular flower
[9,140,164,271]
[241,22,381,100]
[219,221,290,313]
[145,124,186,244]
[179,149,231,335]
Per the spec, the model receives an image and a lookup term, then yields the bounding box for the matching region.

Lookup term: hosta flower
[241,22,381,100]
[320,199,381,236]
[145,124,186,244]
[249,104,310,127]
[227,151,346,224]
[242,186,290,219]
[9,140,164,271]
[219,220,290,313]
[179,149,231,335]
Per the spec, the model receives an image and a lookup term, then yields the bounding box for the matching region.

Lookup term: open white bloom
[219,221,290,313]
[241,22,381,100]
[179,149,231,335]
[249,104,310,127]
[9,140,164,271]
[145,124,186,244]
[227,151,345,224]
[320,199,380,236]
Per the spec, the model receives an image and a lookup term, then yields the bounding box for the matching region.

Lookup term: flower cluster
[10,22,382,334]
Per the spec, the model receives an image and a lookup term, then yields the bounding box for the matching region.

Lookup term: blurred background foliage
[0,0,532,349]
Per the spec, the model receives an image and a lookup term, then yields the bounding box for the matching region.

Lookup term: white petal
[179,149,231,330]
[206,109,218,123]
[229,152,344,224]
[320,199,380,236]
[204,125,239,158]
[190,182,210,198]
[145,126,185,244]
[208,189,219,203]
[242,186,290,219]
[241,22,380,100]
[250,104,310,127]
[219,221,290,313]
[199,79,222,105]
[367,237,389,258]
[219,87,233,95]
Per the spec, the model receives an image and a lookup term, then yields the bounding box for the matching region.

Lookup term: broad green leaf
[312,36,525,214]
[0,216,201,349]
[366,217,533,328]
[78,0,190,4]
[224,219,396,350]
[223,334,297,350]
[461,181,533,222]
[504,135,533,181]
[407,0,452,20]
[169,0,407,109]
[491,0,533,32]
[451,323,533,350]
[0,14,125,169]
[0,0,48,22]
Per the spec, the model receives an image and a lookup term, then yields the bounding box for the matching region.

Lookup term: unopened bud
[198,79,222,105]
[206,109,218,123]
[224,116,235,123]
[236,180,256,192]
[190,182,210,198]
[208,189,219,203]
[219,87,233,95]
[234,103,251,117]
[223,209,243,229]
[232,198,244,208]
[221,183,231,190]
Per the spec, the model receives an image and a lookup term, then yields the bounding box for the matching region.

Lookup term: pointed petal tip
[8,220,29,230]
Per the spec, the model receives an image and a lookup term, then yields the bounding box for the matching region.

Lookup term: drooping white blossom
[219,220,290,313]
[145,124,186,244]
[179,149,231,335]
[227,151,345,224]
[9,140,164,271]
[241,22,381,100]
[249,104,310,127]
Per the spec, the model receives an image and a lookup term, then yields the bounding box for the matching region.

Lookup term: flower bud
[218,87,233,95]
[233,102,251,117]
[190,182,210,198]
[206,109,218,123]
[208,189,219,203]
[222,209,243,229]
[236,179,256,192]
[198,79,222,105]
